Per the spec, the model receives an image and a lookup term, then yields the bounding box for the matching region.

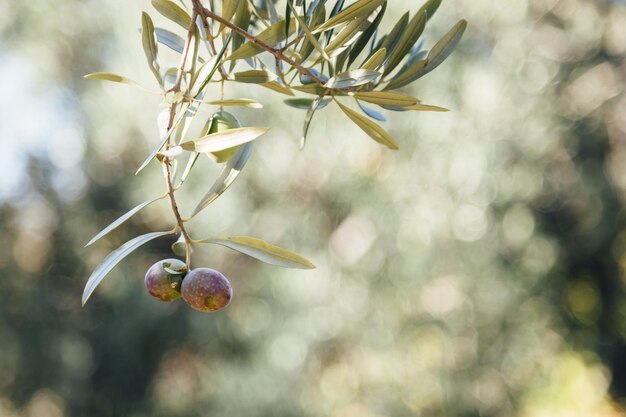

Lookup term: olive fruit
[144,259,187,301]
[181,268,232,312]
[206,111,241,163]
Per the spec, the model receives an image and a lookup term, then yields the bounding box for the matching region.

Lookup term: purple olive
[181,268,232,312]
[144,259,186,301]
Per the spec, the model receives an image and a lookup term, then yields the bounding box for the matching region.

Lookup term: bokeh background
[1,0,626,416]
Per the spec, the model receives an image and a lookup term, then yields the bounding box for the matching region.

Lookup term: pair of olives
[144,259,232,312]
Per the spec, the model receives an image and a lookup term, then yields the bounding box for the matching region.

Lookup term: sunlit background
[1,0,626,415]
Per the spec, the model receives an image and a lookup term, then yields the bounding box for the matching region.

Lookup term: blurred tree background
[1,0,626,416]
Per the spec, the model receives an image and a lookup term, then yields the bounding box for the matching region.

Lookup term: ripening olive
[144,259,187,301]
[181,268,232,312]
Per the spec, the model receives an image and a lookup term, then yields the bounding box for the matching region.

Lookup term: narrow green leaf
[383,10,426,76]
[353,91,418,107]
[231,0,251,58]
[141,11,162,86]
[380,11,408,59]
[192,33,232,97]
[424,19,467,73]
[313,0,385,34]
[262,81,295,95]
[325,69,380,89]
[284,97,330,109]
[336,100,399,149]
[298,3,326,62]
[347,1,386,65]
[181,127,269,153]
[285,0,293,39]
[85,196,166,247]
[301,95,324,148]
[198,235,316,269]
[383,58,427,90]
[293,84,328,95]
[324,17,367,58]
[154,27,185,54]
[406,103,449,112]
[203,98,263,108]
[228,19,296,61]
[360,47,386,70]
[220,0,239,33]
[84,72,140,85]
[234,69,278,84]
[418,0,442,20]
[385,20,466,90]
[357,100,386,121]
[175,152,200,187]
[82,231,172,306]
[151,0,191,30]
[191,142,254,216]
[287,1,330,61]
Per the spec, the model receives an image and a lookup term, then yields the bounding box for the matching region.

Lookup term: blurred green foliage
[1,0,626,416]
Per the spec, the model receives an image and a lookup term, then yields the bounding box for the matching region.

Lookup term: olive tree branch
[191,0,325,85]
[163,9,198,267]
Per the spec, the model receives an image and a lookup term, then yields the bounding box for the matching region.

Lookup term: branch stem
[163,9,198,267]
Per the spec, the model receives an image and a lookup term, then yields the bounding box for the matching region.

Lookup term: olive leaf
[383,58,427,90]
[385,19,466,90]
[234,69,278,83]
[283,97,330,109]
[85,195,167,247]
[357,100,386,121]
[151,0,191,30]
[231,0,251,59]
[313,0,385,34]
[406,103,449,112]
[180,127,269,153]
[192,142,254,217]
[336,100,398,149]
[228,18,296,61]
[379,11,408,59]
[219,0,239,34]
[359,47,386,70]
[353,90,418,107]
[141,11,162,86]
[262,81,295,95]
[191,33,232,97]
[325,69,380,89]
[175,152,200,188]
[418,0,442,21]
[84,72,140,85]
[201,98,264,108]
[347,0,386,65]
[324,16,368,58]
[154,28,186,54]
[422,19,468,74]
[383,10,426,76]
[196,235,315,269]
[301,95,325,149]
[287,1,330,61]
[82,231,173,306]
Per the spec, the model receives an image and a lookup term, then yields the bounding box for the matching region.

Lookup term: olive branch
[82,0,466,309]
